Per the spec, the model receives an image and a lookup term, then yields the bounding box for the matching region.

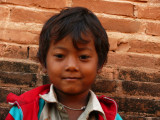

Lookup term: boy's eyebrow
[52,46,67,50]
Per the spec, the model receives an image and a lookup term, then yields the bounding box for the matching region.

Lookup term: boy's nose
[65,56,79,72]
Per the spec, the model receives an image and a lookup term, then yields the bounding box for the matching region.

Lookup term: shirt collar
[79,90,106,120]
[39,84,106,120]
[39,84,58,103]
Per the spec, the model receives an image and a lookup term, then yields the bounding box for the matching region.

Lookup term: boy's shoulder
[5,84,50,120]
[97,95,118,119]
[97,95,123,120]
[97,95,117,109]
[6,84,50,106]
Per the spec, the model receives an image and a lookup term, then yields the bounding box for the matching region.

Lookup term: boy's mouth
[62,77,82,80]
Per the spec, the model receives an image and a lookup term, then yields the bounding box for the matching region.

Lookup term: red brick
[108,33,160,54]
[20,87,35,94]
[121,115,159,120]
[99,17,141,33]
[0,87,21,103]
[0,71,37,87]
[117,42,130,52]
[34,0,67,8]
[120,116,143,120]
[156,111,160,117]
[108,32,131,52]
[99,66,116,80]
[114,97,160,115]
[0,106,10,120]
[128,0,149,1]
[146,22,160,36]
[0,43,28,59]
[43,75,50,84]
[92,75,117,93]
[122,81,160,97]
[129,40,160,54]
[108,52,160,69]
[136,5,160,20]
[10,7,55,23]
[0,29,39,44]
[0,6,10,21]
[0,21,42,34]
[0,60,38,73]
[28,46,38,61]
[148,0,160,2]
[73,0,134,17]
[119,67,160,83]
[108,37,118,51]
[2,0,67,8]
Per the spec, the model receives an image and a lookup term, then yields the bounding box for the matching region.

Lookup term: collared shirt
[39,84,106,120]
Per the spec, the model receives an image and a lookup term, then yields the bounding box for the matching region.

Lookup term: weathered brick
[146,22,160,36]
[34,0,68,8]
[108,32,160,54]
[0,71,37,87]
[0,6,10,21]
[128,40,160,54]
[0,21,42,34]
[122,81,160,97]
[2,0,67,8]
[0,106,10,120]
[20,87,35,94]
[0,87,21,103]
[108,37,118,51]
[98,66,115,80]
[148,0,160,2]
[28,46,38,61]
[108,52,160,69]
[119,67,160,83]
[136,5,160,20]
[114,97,160,115]
[0,60,38,73]
[146,117,159,120]
[120,115,160,120]
[73,0,134,17]
[120,115,145,120]
[117,42,130,52]
[0,29,39,44]
[92,76,117,93]
[107,32,132,52]
[99,17,141,33]
[0,43,28,59]
[0,1,159,120]
[123,0,148,2]
[10,7,55,23]
[43,75,50,85]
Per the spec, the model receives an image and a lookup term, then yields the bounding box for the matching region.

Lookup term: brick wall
[0,0,160,119]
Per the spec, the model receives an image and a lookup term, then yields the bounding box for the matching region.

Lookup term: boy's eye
[79,55,90,60]
[54,54,64,59]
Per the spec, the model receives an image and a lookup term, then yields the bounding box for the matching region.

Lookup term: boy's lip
[62,77,82,80]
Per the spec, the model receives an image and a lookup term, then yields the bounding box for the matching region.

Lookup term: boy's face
[46,35,98,95]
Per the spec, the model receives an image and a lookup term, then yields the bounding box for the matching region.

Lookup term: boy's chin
[57,88,89,96]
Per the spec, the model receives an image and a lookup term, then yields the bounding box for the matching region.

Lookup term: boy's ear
[42,67,47,73]
[97,68,102,74]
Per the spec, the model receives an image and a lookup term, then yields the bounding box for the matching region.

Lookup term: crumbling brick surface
[0,0,160,119]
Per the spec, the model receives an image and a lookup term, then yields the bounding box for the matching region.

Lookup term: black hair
[37,7,109,69]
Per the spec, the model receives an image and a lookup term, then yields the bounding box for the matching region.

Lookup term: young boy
[5,7,122,120]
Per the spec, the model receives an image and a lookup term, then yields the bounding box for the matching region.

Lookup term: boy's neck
[55,88,90,108]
